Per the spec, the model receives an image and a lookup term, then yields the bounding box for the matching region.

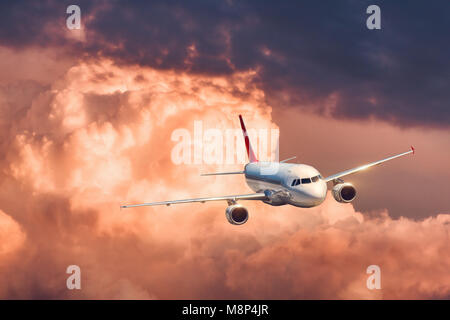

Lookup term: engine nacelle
[332,183,357,203]
[225,204,249,225]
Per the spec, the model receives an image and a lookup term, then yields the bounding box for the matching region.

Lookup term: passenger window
[311,176,319,182]
[301,178,311,184]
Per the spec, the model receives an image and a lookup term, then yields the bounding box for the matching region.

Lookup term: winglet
[239,115,258,163]
[411,145,415,155]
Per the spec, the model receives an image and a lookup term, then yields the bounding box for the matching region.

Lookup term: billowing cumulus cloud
[0,57,449,299]
[0,210,25,256]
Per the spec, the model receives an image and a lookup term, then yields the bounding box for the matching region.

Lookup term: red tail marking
[239,115,258,163]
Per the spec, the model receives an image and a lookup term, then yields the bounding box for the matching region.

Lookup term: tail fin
[239,115,258,163]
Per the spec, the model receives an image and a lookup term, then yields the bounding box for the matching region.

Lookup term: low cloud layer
[0,58,448,299]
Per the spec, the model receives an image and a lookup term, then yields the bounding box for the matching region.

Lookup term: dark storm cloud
[0,0,449,127]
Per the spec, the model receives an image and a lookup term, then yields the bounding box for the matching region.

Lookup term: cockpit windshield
[291,175,322,186]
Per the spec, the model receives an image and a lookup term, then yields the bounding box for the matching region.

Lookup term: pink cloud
[0,57,448,299]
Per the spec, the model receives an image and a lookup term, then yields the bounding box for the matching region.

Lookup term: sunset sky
[0,0,449,299]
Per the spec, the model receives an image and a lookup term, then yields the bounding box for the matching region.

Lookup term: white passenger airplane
[121,115,415,225]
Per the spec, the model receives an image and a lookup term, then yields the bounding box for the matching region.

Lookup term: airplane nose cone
[305,185,326,205]
[308,191,322,201]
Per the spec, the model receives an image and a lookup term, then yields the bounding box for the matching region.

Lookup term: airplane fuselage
[244,162,327,208]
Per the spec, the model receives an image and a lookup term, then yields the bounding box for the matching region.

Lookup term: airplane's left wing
[324,146,415,182]
[121,193,267,209]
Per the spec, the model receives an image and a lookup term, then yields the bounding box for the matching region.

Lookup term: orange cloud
[0,58,448,299]
[0,210,25,256]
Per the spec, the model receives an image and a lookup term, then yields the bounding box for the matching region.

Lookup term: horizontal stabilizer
[200,171,244,176]
[280,156,296,163]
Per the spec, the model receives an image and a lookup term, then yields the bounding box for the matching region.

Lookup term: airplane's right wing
[324,146,415,182]
[121,192,267,209]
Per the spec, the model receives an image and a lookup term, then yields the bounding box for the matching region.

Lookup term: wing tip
[410,145,415,155]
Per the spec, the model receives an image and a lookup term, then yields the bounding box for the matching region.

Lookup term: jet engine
[332,183,357,203]
[225,204,249,225]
